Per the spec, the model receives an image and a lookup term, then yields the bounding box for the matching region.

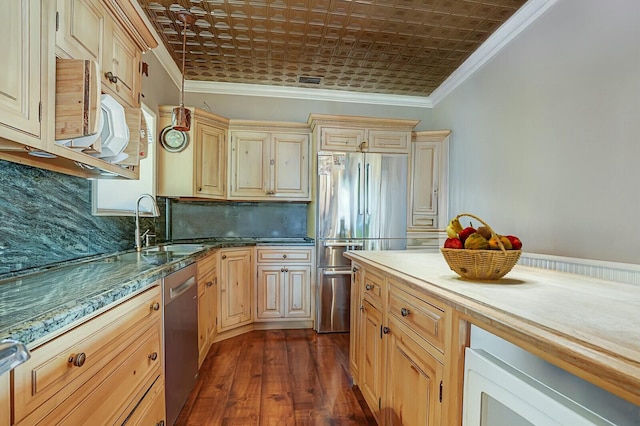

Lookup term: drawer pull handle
[68,353,86,367]
[206,281,213,287]
[365,284,373,291]
[401,307,410,317]
[104,71,119,84]
[150,302,160,311]
[148,352,158,361]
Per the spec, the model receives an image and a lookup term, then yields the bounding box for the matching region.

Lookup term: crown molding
[429,0,559,106]
[138,0,556,109]
[184,81,433,108]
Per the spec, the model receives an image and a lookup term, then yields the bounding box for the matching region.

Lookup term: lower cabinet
[350,264,448,426]
[255,247,313,322]
[386,318,443,426]
[11,284,165,425]
[1,373,8,426]
[218,247,253,331]
[197,251,218,367]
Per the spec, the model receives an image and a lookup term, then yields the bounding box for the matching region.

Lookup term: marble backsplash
[169,199,307,240]
[0,160,142,275]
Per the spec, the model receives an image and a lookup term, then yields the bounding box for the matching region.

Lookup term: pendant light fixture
[172,11,196,132]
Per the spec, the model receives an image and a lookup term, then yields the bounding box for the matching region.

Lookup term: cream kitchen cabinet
[229,122,311,201]
[197,251,218,367]
[0,0,52,151]
[1,373,8,426]
[349,261,449,426]
[218,248,253,332]
[308,114,419,154]
[255,247,313,321]
[157,106,229,199]
[101,18,142,108]
[408,130,450,232]
[12,284,164,425]
[55,0,106,66]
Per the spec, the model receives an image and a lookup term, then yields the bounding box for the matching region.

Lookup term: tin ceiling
[136,0,528,97]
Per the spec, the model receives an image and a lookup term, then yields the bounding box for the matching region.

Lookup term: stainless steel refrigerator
[315,152,408,332]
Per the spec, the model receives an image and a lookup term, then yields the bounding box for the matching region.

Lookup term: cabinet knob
[400,307,410,317]
[148,352,158,361]
[365,284,373,291]
[266,190,275,195]
[360,305,364,311]
[382,326,391,335]
[285,268,288,272]
[206,281,213,287]
[104,71,119,84]
[150,302,160,311]
[221,254,227,259]
[282,254,287,259]
[281,268,285,272]
[198,187,202,192]
[352,266,359,272]
[68,352,87,367]
[156,421,165,426]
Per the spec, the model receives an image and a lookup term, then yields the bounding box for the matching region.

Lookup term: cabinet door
[229,132,271,199]
[208,274,218,343]
[319,127,364,151]
[386,319,443,426]
[349,263,362,382]
[195,121,226,199]
[0,0,43,143]
[272,133,310,199]
[1,373,8,426]
[409,141,440,229]
[102,20,141,107]
[55,0,105,63]
[219,248,253,330]
[197,281,208,366]
[368,129,410,153]
[284,265,311,318]
[256,265,284,319]
[359,298,384,421]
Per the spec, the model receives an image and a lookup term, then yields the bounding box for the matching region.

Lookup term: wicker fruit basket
[440,213,521,280]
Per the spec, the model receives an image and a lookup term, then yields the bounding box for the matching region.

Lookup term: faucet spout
[135,194,160,252]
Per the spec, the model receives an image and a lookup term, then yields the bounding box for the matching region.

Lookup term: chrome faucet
[0,339,30,375]
[135,194,160,252]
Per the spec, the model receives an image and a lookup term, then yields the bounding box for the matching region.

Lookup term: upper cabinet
[157,106,229,200]
[229,121,311,201]
[0,0,157,179]
[308,114,420,154]
[0,0,51,150]
[407,130,451,232]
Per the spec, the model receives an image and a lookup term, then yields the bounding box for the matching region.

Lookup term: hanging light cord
[179,16,188,107]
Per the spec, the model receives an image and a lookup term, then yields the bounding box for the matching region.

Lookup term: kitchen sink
[142,244,206,255]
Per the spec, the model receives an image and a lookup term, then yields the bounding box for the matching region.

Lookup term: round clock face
[159,126,189,152]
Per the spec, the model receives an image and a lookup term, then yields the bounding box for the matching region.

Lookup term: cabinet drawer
[124,376,165,425]
[387,279,446,352]
[256,247,312,263]
[320,127,364,151]
[13,285,162,423]
[362,268,384,306]
[411,214,436,228]
[368,129,410,153]
[198,251,217,277]
[33,321,162,425]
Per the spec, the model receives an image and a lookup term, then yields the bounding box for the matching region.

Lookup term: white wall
[184,92,433,130]
[432,0,640,263]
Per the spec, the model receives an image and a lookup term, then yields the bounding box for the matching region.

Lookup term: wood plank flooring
[175,329,377,426]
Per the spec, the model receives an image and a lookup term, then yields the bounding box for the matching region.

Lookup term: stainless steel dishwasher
[163,263,198,425]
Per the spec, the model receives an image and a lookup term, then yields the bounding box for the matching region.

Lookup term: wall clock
[159,126,189,152]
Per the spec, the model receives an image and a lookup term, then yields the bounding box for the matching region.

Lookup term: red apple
[444,237,463,249]
[505,235,522,250]
[458,226,477,244]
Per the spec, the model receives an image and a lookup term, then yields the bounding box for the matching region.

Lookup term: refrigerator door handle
[323,241,364,247]
[357,163,363,215]
[322,270,353,276]
[365,163,371,215]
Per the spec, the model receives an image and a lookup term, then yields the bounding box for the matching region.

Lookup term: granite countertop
[344,251,640,406]
[0,237,314,349]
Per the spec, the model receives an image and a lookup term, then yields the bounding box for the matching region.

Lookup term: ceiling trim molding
[429,0,559,106]
[184,81,433,108]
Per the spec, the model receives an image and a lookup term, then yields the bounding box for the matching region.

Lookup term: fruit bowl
[440,248,521,280]
[441,213,522,280]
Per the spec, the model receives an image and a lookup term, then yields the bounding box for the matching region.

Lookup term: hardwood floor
[175,329,377,426]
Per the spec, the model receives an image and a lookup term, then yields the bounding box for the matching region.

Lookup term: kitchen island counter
[0,237,313,349]
[344,250,640,407]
